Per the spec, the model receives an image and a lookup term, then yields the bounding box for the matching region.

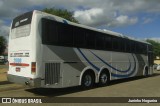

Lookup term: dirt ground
[0,65,8,82]
[0,73,7,82]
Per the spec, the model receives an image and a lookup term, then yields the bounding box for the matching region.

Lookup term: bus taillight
[31,62,36,75]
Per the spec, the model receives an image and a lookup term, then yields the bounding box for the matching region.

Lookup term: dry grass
[0,66,8,82]
[0,73,7,82]
[0,68,7,74]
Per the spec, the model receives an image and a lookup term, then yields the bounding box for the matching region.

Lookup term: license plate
[16,67,21,72]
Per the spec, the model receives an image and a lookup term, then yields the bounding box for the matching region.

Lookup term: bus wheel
[99,71,110,86]
[81,72,94,89]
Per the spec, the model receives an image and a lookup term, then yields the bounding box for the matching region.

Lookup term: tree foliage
[0,36,7,55]
[146,39,160,58]
[42,8,79,23]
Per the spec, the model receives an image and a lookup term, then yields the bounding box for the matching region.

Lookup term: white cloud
[0,0,160,38]
[0,0,159,21]
[1,0,160,20]
[74,8,138,27]
[74,8,105,26]
[107,15,138,27]
[116,16,129,24]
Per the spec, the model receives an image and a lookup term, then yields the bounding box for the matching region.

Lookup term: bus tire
[81,71,95,89]
[99,70,110,86]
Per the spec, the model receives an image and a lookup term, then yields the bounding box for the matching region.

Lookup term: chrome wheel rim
[84,75,92,87]
[100,73,108,84]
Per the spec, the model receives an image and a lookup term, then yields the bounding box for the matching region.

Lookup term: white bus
[7,10,154,88]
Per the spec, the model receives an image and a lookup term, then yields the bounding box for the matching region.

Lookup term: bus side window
[136,43,141,54]
[105,36,112,50]
[42,18,58,45]
[58,23,73,46]
[141,44,147,54]
[95,34,105,50]
[86,30,95,49]
[130,41,136,53]
[120,38,125,52]
[125,40,131,53]
[74,27,86,48]
[112,37,120,51]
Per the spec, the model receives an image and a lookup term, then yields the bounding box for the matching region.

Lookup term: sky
[0,0,160,42]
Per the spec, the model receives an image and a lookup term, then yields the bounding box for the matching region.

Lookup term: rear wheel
[99,71,110,86]
[81,72,95,89]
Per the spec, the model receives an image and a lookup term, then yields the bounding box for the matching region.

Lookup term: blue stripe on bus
[77,48,100,71]
[77,48,137,78]
[90,51,136,78]
[90,51,131,73]
[111,54,137,78]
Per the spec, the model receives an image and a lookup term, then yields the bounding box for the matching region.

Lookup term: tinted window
[141,43,147,54]
[125,40,131,52]
[112,37,120,51]
[119,38,125,52]
[42,18,58,45]
[96,34,105,50]
[74,27,86,47]
[58,23,73,46]
[42,18,73,46]
[105,36,112,50]
[12,11,33,29]
[41,18,148,53]
[86,30,95,49]
[130,41,136,53]
[136,42,146,54]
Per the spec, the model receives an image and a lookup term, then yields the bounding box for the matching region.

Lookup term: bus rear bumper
[7,74,41,88]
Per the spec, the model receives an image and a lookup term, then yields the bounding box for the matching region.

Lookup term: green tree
[146,39,160,58]
[42,8,79,23]
[0,36,7,55]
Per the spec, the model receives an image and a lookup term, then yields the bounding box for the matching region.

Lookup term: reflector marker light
[10,63,29,67]
[31,62,36,75]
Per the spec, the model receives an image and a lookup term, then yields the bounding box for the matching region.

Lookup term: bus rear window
[11,24,31,39]
[12,11,33,29]
[11,11,33,39]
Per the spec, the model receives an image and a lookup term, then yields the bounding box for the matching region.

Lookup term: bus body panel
[40,44,148,88]
[8,32,33,77]
[7,11,37,85]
